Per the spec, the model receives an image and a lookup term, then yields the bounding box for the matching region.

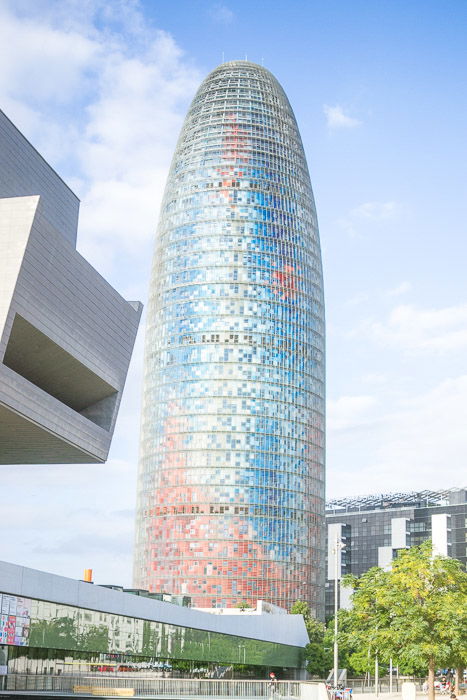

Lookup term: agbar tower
[134,61,325,616]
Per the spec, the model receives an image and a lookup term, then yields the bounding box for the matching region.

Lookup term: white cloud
[343,281,411,307]
[360,372,388,385]
[328,395,378,432]
[0,0,201,293]
[365,302,467,353]
[350,201,397,220]
[343,291,370,307]
[0,9,99,103]
[338,200,398,237]
[386,281,412,297]
[0,453,137,583]
[324,104,361,129]
[376,376,467,480]
[327,376,467,498]
[209,3,235,24]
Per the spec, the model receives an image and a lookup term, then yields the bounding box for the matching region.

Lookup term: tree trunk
[428,657,435,700]
[455,666,463,695]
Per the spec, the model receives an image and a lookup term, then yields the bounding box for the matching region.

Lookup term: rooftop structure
[326,488,457,514]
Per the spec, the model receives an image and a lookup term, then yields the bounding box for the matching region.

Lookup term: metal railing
[344,678,425,693]
[3,674,308,697]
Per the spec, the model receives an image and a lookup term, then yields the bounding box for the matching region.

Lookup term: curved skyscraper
[134,61,325,616]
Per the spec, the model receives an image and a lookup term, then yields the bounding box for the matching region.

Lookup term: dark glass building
[325,487,467,619]
[134,61,325,615]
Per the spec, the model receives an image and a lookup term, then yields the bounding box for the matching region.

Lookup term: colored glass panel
[134,62,325,616]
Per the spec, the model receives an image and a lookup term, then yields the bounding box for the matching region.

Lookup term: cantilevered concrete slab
[0,111,142,464]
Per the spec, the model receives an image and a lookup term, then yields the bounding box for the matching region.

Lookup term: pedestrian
[269,672,278,695]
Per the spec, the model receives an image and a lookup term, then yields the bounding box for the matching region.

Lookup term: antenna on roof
[245,54,248,61]
[222,51,225,63]
[261,57,264,66]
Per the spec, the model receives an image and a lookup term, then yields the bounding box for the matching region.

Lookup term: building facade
[0,109,142,463]
[0,560,307,678]
[325,487,467,619]
[134,62,325,614]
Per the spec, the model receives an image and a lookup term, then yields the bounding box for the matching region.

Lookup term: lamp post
[333,534,345,688]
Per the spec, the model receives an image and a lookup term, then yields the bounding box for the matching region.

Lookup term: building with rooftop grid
[325,487,467,619]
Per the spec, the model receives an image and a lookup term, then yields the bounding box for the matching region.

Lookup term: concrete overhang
[0,110,142,464]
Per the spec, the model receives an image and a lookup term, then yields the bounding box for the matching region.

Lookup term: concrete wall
[0,196,142,463]
[432,513,450,556]
[0,110,142,464]
[0,110,79,247]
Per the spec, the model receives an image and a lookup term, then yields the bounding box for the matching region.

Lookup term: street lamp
[332,534,345,689]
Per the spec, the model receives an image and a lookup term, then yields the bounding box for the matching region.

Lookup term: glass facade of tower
[134,62,325,616]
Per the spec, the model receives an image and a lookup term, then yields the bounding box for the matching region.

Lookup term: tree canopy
[290,600,331,676]
[341,541,467,700]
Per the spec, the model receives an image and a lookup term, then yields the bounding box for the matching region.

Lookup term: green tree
[79,624,109,652]
[323,609,373,677]
[29,616,78,649]
[290,600,331,676]
[342,541,467,700]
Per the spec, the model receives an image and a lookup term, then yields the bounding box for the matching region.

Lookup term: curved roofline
[217,59,267,68]
[207,60,280,82]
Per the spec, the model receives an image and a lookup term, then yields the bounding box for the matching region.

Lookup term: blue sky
[1,0,466,584]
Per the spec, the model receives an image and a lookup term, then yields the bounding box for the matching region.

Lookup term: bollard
[402,682,417,700]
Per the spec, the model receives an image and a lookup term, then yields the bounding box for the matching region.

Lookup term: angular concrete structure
[0,110,142,464]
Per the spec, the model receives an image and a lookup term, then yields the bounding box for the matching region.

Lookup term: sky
[1,0,466,585]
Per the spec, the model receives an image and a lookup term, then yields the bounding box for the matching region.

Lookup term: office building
[134,62,325,614]
[0,109,142,463]
[325,487,467,619]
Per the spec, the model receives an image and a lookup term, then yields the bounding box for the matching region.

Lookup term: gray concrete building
[0,109,142,463]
